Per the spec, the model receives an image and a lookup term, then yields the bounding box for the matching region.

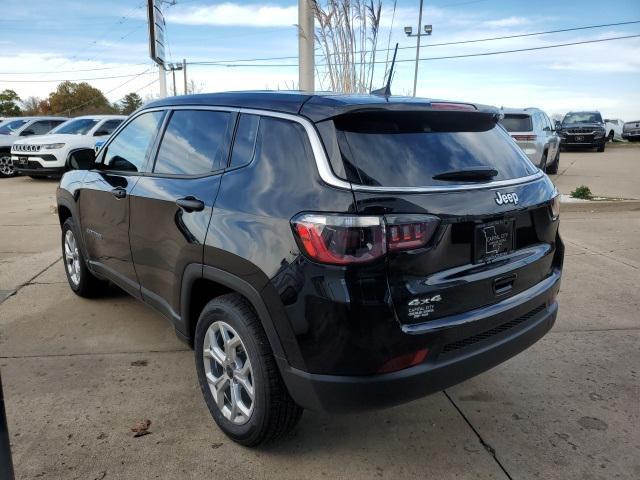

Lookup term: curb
[560,200,640,213]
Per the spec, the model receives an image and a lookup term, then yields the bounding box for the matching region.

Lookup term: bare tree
[311,0,382,94]
[186,79,205,94]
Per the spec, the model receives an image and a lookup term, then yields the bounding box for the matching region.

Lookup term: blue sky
[1,0,639,119]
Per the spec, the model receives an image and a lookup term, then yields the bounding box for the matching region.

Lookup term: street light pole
[413,0,424,97]
[298,0,314,91]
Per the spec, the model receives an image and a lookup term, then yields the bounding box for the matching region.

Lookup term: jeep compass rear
[56,92,562,446]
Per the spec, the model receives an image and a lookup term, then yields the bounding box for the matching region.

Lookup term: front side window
[96,119,123,136]
[153,110,232,175]
[0,120,27,135]
[52,118,99,135]
[322,110,537,188]
[104,111,164,173]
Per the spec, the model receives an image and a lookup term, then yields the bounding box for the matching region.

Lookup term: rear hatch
[499,113,536,153]
[317,107,561,326]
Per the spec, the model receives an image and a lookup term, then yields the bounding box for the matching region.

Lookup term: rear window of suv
[499,114,532,132]
[320,110,536,188]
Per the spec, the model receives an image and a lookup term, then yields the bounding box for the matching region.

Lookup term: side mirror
[20,129,35,136]
[93,130,110,137]
[67,149,96,171]
[94,139,107,155]
[554,121,562,131]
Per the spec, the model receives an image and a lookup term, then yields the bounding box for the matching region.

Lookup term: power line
[0,70,157,83]
[186,34,640,68]
[187,20,640,66]
[0,63,149,75]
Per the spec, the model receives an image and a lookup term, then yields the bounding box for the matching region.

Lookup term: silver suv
[499,108,561,174]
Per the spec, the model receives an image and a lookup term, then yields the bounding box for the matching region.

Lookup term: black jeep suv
[557,111,607,151]
[56,92,563,446]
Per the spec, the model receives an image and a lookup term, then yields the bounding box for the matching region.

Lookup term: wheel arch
[180,264,287,362]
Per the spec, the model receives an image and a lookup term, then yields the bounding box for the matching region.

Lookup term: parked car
[499,107,561,174]
[556,111,607,152]
[56,92,563,446]
[0,116,67,177]
[604,118,624,142]
[11,115,125,179]
[622,120,640,141]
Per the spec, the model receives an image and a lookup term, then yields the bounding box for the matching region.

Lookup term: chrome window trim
[120,105,545,193]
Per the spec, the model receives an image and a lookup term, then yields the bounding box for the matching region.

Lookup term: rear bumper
[622,132,640,139]
[280,269,560,413]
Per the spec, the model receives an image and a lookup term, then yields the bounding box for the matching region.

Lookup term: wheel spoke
[207,372,228,409]
[235,371,254,400]
[204,346,226,367]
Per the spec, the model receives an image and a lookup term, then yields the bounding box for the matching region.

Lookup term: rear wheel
[0,153,15,178]
[607,130,614,142]
[195,293,302,446]
[540,151,548,170]
[546,149,560,174]
[61,218,106,297]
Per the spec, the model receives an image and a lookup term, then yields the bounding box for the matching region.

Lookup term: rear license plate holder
[474,219,515,263]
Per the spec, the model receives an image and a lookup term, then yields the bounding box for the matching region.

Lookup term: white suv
[0,116,67,177]
[11,115,125,178]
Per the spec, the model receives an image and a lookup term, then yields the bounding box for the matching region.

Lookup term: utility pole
[158,63,167,98]
[171,66,177,96]
[182,58,187,94]
[404,1,432,97]
[298,0,314,91]
[413,0,424,98]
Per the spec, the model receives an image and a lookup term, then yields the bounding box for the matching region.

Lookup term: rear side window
[229,114,260,168]
[96,119,123,136]
[104,111,165,173]
[500,114,532,132]
[154,110,232,175]
[323,110,536,188]
[29,120,62,135]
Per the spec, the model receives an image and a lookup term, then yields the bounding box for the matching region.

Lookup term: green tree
[48,81,116,116]
[0,89,22,116]
[118,92,143,114]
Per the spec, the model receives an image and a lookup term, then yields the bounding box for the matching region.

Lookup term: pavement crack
[564,239,638,270]
[443,390,513,480]
[0,256,63,304]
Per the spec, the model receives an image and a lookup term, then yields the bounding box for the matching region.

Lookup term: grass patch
[570,185,593,200]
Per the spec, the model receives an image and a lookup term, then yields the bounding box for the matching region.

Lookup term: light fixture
[424,24,433,35]
[404,26,413,36]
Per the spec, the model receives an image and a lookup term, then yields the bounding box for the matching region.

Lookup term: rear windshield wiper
[432,166,498,182]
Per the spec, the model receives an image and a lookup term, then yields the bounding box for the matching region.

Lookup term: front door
[79,110,166,297]
[129,109,234,323]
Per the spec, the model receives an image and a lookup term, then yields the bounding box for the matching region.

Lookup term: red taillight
[378,348,429,373]
[512,134,537,141]
[430,102,476,111]
[292,214,440,265]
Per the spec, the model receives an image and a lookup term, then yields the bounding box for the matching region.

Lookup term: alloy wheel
[64,230,81,286]
[0,155,14,176]
[203,321,255,425]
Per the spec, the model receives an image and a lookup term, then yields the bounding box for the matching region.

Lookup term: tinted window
[229,114,260,168]
[96,119,123,136]
[563,112,603,124]
[500,114,532,132]
[52,118,99,135]
[0,120,27,135]
[153,110,231,175]
[254,116,313,170]
[325,110,536,187]
[29,120,62,135]
[104,111,164,172]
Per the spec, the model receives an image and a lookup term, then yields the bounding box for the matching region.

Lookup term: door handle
[176,196,205,213]
[111,187,126,199]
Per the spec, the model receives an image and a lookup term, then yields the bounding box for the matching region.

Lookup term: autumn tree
[118,92,143,114]
[48,81,116,116]
[0,89,22,116]
[20,96,52,115]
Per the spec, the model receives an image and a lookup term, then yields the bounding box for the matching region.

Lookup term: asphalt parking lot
[1,145,639,479]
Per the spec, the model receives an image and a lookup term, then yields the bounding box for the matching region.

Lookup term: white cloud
[166,3,297,27]
[484,16,531,28]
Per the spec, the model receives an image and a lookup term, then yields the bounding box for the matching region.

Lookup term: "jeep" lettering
[494,191,519,205]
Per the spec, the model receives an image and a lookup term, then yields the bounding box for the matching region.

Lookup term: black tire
[597,141,605,152]
[61,218,105,297]
[607,130,614,142]
[540,151,548,171]
[0,153,16,178]
[546,149,559,174]
[194,293,302,446]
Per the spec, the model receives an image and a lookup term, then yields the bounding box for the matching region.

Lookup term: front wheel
[607,131,614,142]
[195,293,302,446]
[0,153,16,178]
[597,142,605,152]
[61,218,106,297]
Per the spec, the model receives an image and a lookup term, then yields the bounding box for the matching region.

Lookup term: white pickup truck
[604,119,624,142]
[11,115,125,178]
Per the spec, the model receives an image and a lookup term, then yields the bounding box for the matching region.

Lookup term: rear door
[322,109,560,326]
[79,110,166,297]
[128,108,234,321]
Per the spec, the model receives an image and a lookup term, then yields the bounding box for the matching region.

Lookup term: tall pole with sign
[147,0,167,98]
